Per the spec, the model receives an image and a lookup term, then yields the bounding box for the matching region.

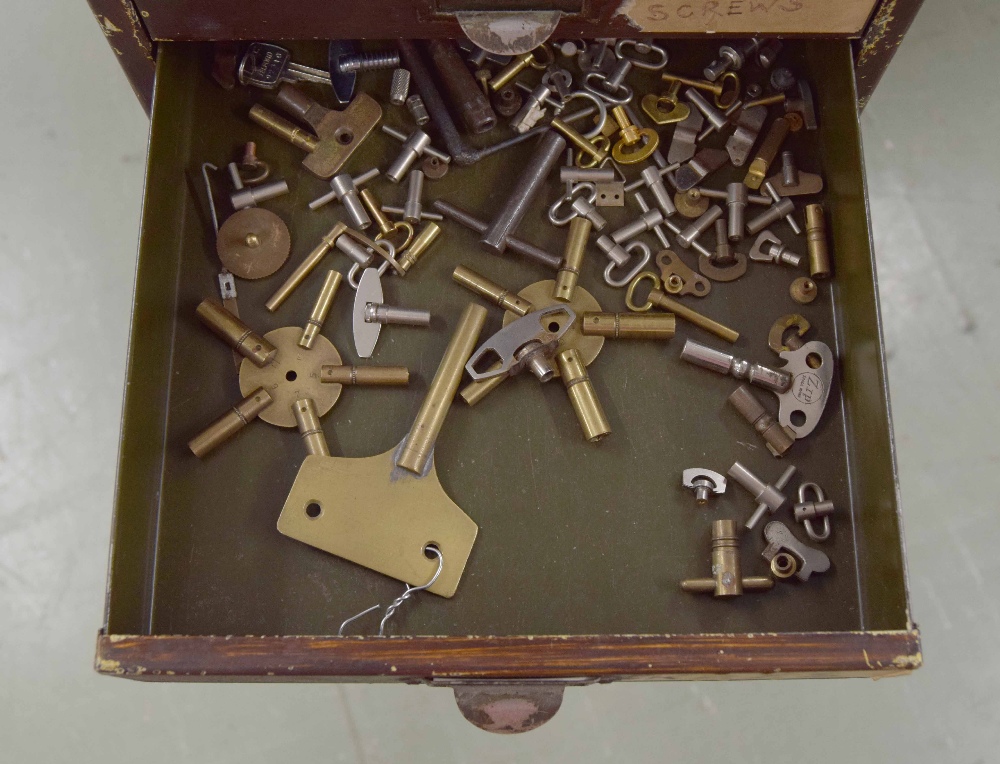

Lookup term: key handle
[278,443,478,598]
[762,521,830,581]
[239,42,292,89]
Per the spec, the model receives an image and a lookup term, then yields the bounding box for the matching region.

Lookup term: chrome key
[239,42,332,90]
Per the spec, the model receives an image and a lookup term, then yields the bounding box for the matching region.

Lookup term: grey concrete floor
[1,0,996,760]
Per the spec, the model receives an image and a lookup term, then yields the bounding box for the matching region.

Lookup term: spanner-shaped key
[762,521,830,581]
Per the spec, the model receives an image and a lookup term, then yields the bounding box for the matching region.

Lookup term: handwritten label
[617,0,877,35]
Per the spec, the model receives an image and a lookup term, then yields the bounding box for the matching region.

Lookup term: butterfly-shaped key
[239,42,332,90]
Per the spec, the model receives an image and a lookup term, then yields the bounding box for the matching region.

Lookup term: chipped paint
[892,650,922,670]
[96,657,125,675]
[857,0,897,68]
[613,0,644,31]
[97,16,123,35]
[119,0,154,64]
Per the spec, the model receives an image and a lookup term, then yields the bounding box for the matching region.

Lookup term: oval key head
[353,267,384,359]
[775,340,834,438]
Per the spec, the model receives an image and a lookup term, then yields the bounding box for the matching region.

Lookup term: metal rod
[432,200,561,270]
[396,303,488,475]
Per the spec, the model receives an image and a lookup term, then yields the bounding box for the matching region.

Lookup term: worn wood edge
[96,629,921,681]
[87,0,156,113]
[854,0,925,110]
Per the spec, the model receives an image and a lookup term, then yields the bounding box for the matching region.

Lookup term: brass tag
[277,444,478,598]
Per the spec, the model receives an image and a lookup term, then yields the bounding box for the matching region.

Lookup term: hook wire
[200,163,220,235]
[335,547,445,637]
[379,546,444,636]
[338,604,382,636]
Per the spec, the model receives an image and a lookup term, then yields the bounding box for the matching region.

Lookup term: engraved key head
[239,42,292,89]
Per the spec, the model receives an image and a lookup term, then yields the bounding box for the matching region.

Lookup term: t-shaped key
[762,521,831,581]
[308,168,380,227]
[249,85,382,180]
[381,126,451,183]
[238,43,333,90]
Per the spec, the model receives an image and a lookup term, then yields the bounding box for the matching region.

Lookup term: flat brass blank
[277,444,478,598]
[217,208,291,280]
[239,326,343,428]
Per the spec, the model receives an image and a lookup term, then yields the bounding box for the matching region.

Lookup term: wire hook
[336,546,444,637]
[379,546,443,636]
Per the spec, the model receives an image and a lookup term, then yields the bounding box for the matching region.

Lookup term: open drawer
[97,38,918,730]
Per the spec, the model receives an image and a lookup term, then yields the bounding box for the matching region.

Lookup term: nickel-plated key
[239,42,332,90]
[761,522,831,581]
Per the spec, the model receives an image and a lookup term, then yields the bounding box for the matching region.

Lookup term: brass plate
[239,326,342,428]
[217,208,291,280]
[277,445,478,597]
[504,281,604,376]
[304,92,383,179]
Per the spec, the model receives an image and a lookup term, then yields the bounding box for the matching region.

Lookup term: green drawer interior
[104,40,909,639]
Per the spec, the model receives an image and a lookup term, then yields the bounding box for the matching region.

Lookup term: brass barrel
[805,204,831,279]
[320,365,410,386]
[581,312,676,339]
[398,222,441,275]
[188,388,273,458]
[459,363,507,406]
[299,270,342,349]
[649,291,739,344]
[710,519,743,596]
[359,188,394,235]
[552,217,591,302]
[550,118,608,163]
[293,398,330,457]
[743,93,786,109]
[195,299,277,366]
[452,266,533,317]
[557,348,611,443]
[266,223,347,312]
[682,519,773,596]
[661,72,724,96]
[248,105,319,153]
[728,384,795,457]
[397,303,488,474]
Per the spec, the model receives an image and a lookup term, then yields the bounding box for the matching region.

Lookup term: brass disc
[790,277,818,305]
[503,281,604,376]
[217,208,291,280]
[239,327,343,428]
[675,190,709,219]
